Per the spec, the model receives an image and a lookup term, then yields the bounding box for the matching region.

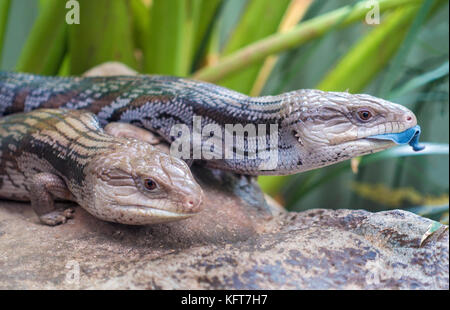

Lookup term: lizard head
[279,90,417,174]
[84,140,204,225]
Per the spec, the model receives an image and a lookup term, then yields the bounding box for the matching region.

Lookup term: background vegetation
[0,0,448,223]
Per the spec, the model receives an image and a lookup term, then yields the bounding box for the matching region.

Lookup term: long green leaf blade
[317,6,419,92]
[16,0,67,75]
[143,0,187,75]
[69,0,137,75]
[390,61,449,98]
[218,0,291,94]
[0,0,11,63]
[379,0,435,97]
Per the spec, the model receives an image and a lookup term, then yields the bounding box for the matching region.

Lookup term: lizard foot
[39,208,75,226]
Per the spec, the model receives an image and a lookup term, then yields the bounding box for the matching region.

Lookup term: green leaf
[181,0,203,75]
[379,0,435,98]
[130,0,150,53]
[68,0,137,75]
[143,0,187,75]
[57,53,70,76]
[16,0,67,75]
[390,61,449,98]
[258,175,293,197]
[0,0,11,63]
[190,0,222,72]
[420,221,448,247]
[250,0,314,96]
[218,0,291,94]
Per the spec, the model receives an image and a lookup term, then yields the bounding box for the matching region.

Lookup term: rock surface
[0,165,448,289]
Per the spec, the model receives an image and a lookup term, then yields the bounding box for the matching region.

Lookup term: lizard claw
[63,207,75,219]
[39,208,75,226]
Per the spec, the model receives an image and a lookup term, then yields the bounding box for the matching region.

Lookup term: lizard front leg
[29,172,75,226]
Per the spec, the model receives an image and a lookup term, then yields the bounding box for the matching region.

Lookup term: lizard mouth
[110,205,196,225]
[367,125,425,152]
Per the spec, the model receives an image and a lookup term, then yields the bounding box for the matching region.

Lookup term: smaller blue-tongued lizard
[0,109,203,226]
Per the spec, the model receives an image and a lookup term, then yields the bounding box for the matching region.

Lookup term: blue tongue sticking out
[368,125,425,151]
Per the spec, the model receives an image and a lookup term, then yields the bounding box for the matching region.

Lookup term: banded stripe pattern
[0,109,114,199]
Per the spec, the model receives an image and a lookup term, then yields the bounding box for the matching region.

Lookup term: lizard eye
[143,178,158,191]
[357,109,373,122]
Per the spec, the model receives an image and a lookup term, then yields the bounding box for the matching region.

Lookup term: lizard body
[0,72,418,175]
[0,108,203,225]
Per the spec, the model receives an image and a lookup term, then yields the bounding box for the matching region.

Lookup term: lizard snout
[182,192,204,214]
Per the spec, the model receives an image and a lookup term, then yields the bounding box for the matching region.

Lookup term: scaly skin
[0,72,417,175]
[0,109,203,225]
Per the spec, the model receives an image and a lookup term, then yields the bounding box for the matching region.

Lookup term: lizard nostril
[184,196,202,213]
[404,112,416,125]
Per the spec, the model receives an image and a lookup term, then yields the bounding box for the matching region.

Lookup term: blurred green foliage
[0,0,448,222]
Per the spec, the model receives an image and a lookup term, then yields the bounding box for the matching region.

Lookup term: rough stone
[0,166,448,289]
